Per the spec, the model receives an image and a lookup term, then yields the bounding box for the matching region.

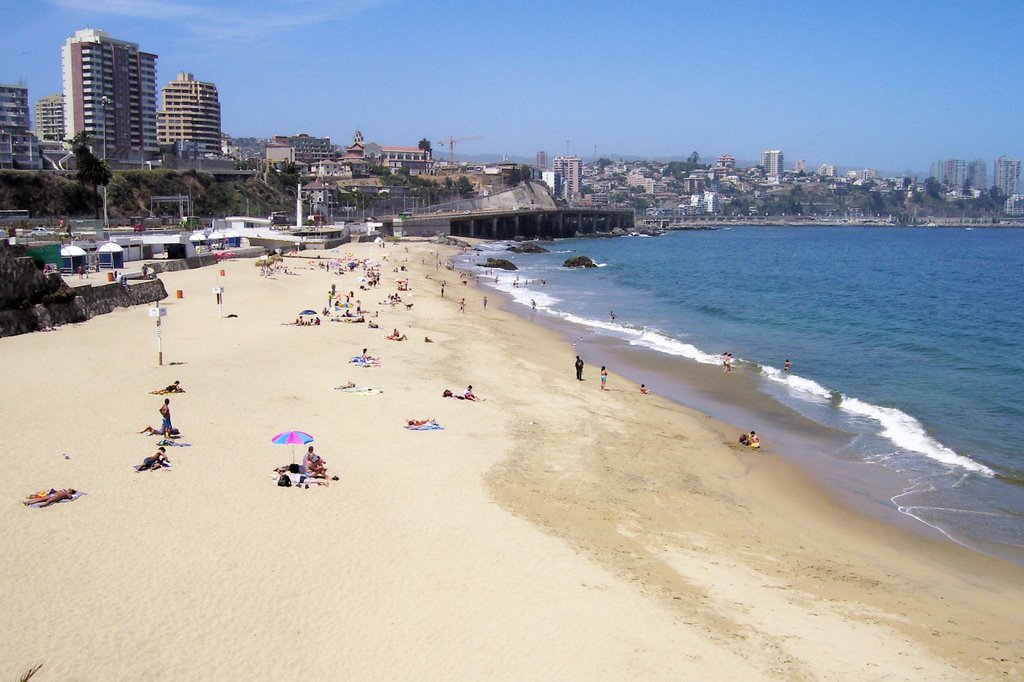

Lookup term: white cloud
[48,0,387,39]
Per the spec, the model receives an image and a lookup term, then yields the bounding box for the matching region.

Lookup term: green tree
[418,138,432,154]
[925,177,942,199]
[72,136,112,219]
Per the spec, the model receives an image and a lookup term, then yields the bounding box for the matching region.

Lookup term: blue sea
[455,227,1024,562]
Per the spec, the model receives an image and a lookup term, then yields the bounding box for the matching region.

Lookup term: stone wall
[145,248,265,274]
[0,278,168,338]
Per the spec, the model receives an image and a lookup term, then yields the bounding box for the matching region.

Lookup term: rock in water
[483,258,518,271]
[563,255,597,268]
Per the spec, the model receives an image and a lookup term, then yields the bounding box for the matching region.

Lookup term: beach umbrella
[299,309,317,316]
[271,430,314,464]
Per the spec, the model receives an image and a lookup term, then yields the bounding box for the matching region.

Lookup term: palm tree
[418,138,432,154]
[70,134,112,218]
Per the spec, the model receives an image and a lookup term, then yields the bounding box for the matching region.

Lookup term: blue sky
[4,0,1023,174]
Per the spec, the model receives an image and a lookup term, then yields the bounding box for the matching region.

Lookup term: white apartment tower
[157,72,222,154]
[994,156,1021,197]
[761,149,784,179]
[35,93,65,141]
[552,155,582,200]
[62,28,159,162]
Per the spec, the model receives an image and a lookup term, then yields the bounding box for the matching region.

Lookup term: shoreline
[455,234,1024,566]
[1,238,1021,678]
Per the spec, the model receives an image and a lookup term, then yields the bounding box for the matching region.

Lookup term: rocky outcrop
[564,256,597,268]
[0,244,171,338]
[482,258,517,271]
[507,243,549,254]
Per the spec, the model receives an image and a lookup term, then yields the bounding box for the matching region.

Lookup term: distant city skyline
[3,0,1023,175]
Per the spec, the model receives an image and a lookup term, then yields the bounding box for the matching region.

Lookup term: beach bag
[277,474,292,487]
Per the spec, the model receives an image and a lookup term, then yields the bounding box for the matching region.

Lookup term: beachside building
[552,156,582,200]
[0,83,41,170]
[61,28,159,163]
[270,133,334,164]
[761,150,784,180]
[363,142,434,175]
[542,170,563,199]
[157,72,222,156]
[34,93,65,141]
[994,156,1021,196]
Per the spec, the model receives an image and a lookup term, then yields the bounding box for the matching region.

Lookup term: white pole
[296,182,303,229]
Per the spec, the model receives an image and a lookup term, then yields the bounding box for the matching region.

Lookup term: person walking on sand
[575,355,584,381]
[483,296,488,309]
[600,366,608,390]
[459,298,465,313]
[531,299,536,311]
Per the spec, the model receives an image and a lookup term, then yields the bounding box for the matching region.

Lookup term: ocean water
[455,227,1024,561]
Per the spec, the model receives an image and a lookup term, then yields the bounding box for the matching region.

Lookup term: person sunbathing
[152,380,185,394]
[406,418,436,427]
[368,321,379,329]
[336,381,357,390]
[140,425,174,436]
[305,447,329,478]
[24,488,77,507]
[136,447,170,471]
[463,385,479,401]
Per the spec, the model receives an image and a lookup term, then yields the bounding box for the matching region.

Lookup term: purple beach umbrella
[271,430,314,463]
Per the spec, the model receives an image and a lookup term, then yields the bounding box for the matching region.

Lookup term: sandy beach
[1,238,1021,680]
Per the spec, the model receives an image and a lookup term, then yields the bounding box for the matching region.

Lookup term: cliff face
[0,245,167,338]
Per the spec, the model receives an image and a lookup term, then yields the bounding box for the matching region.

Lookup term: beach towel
[349,357,381,367]
[150,389,185,395]
[157,439,192,447]
[405,421,443,431]
[25,490,85,507]
[335,386,383,394]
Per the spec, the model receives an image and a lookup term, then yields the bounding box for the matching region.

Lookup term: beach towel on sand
[25,491,86,507]
[349,357,381,367]
[404,421,443,431]
[157,439,191,447]
[335,386,383,394]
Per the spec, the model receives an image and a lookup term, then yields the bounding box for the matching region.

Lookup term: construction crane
[436,136,483,165]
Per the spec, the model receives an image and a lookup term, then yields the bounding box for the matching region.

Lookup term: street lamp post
[99,96,112,231]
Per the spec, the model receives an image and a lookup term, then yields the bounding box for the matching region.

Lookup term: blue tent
[97,242,125,269]
[60,245,87,273]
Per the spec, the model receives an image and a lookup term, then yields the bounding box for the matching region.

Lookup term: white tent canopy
[60,245,87,257]
[97,242,124,253]
[208,230,225,239]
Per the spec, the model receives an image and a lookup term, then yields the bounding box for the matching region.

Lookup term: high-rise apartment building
[271,133,333,163]
[62,28,159,163]
[793,159,808,174]
[535,150,548,171]
[552,155,582,200]
[35,93,65,141]
[930,158,968,188]
[157,72,221,155]
[0,83,41,169]
[967,159,987,191]
[817,164,836,177]
[760,149,783,179]
[994,156,1021,196]
[716,155,736,171]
